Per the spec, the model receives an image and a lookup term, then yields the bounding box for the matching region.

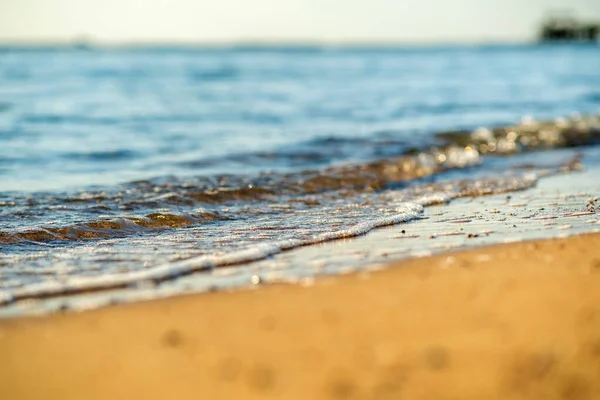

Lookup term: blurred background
[1,0,600,44]
[0,0,599,192]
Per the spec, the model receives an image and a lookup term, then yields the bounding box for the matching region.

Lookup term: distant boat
[539,11,599,42]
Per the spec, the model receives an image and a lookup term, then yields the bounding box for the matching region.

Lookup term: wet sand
[1,233,600,400]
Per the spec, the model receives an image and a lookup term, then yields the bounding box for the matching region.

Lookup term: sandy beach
[1,232,599,400]
[2,12,600,400]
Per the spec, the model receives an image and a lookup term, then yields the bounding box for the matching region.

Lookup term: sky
[1,0,599,44]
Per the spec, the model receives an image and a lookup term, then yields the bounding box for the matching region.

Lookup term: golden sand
[1,233,600,400]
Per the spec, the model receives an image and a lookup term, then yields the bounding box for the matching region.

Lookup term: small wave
[0,211,223,245]
[19,113,207,125]
[181,136,410,169]
[0,168,553,305]
[84,67,156,79]
[63,149,139,162]
[585,92,600,103]
[0,202,424,303]
[436,114,600,155]
[2,114,596,232]
[0,102,11,112]
[182,151,330,169]
[2,144,480,216]
[20,114,121,125]
[187,65,239,81]
[0,154,551,251]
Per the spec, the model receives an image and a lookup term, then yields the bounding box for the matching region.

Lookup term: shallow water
[3,157,599,316]
[1,44,600,311]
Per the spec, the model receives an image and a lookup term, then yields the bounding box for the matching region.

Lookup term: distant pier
[539,12,600,42]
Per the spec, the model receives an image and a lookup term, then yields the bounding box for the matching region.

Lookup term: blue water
[1,44,599,192]
[1,44,600,308]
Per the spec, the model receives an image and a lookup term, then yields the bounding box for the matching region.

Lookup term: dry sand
[1,233,600,400]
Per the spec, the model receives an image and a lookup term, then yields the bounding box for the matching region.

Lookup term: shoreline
[3,155,599,317]
[2,232,599,399]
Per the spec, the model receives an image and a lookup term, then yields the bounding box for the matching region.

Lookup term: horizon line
[0,37,547,48]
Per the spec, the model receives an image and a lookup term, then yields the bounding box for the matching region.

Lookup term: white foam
[0,202,424,304]
[0,172,562,306]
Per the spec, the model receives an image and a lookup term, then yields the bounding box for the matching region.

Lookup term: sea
[1,44,599,312]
